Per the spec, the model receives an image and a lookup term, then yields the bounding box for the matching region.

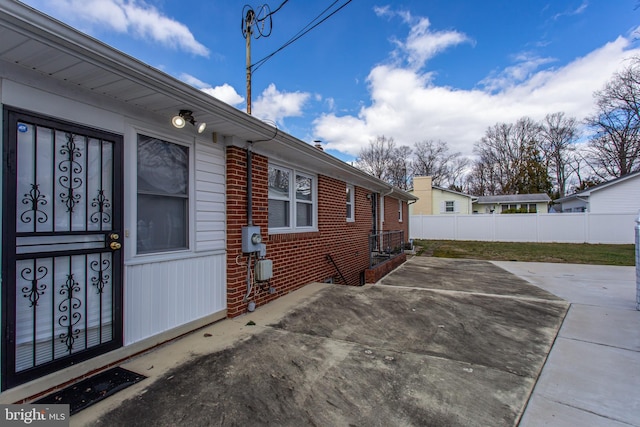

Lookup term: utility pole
[243,8,255,115]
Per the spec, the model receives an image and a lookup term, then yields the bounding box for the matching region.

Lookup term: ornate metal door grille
[2,108,123,390]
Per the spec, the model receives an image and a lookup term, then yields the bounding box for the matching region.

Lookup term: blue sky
[21,0,640,161]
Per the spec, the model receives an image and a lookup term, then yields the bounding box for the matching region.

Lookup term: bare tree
[585,58,640,178]
[355,135,396,180]
[448,156,471,192]
[411,140,449,186]
[355,135,412,189]
[539,112,578,198]
[387,145,412,190]
[473,117,550,195]
[411,139,467,188]
[465,160,499,196]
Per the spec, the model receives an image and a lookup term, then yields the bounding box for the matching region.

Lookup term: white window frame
[398,199,403,222]
[133,132,194,258]
[346,184,355,222]
[268,163,317,234]
[445,200,455,213]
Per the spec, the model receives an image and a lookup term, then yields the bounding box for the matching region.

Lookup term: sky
[20,0,640,162]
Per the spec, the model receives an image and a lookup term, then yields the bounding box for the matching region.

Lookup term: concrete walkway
[64,259,639,426]
[495,262,640,427]
[71,257,567,426]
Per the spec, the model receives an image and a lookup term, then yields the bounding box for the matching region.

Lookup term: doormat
[34,367,146,415]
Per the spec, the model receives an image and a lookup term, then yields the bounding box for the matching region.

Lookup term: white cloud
[314,35,640,159]
[553,1,589,20]
[179,74,244,106]
[480,52,556,92]
[252,84,311,125]
[202,85,245,106]
[36,0,209,56]
[402,17,471,69]
[375,7,471,69]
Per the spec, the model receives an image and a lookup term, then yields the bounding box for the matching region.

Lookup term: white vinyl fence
[410,212,638,244]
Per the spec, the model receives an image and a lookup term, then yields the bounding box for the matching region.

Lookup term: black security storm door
[2,108,124,390]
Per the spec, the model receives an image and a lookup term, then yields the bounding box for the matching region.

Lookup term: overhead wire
[242,0,291,39]
[263,0,289,18]
[250,0,353,73]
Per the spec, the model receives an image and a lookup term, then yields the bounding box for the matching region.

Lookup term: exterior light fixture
[171,109,207,133]
[171,114,186,128]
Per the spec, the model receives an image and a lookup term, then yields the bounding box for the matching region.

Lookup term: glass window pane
[446,201,454,212]
[346,185,354,220]
[137,135,189,254]
[269,199,290,228]
[296,202,312,227]
[137,136,188,195]
[137,194,187,253]
[296,175,312,201]
[268,167,289,199]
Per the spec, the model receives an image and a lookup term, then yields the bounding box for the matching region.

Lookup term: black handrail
[326,254,348,285]
[369,230,405,268]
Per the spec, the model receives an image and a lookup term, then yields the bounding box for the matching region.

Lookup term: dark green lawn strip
[413,240,635,266]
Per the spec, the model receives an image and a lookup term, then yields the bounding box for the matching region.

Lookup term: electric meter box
[242,226,262,253]
[255,259,273,282]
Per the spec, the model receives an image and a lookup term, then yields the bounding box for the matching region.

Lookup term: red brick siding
[364,253,406,283]
[226,146,407,317]
[383,195,409,237]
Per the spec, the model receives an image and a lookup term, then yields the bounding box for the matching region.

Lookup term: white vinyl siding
[432,189,473,215]
[195,141,225,252]
[124,253,226,345]
[588,175,640,213]
[441,200,457,214]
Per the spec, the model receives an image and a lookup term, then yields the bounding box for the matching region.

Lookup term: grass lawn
[413,239,636,266]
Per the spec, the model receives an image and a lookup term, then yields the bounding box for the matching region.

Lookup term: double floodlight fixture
[172,109,206,134]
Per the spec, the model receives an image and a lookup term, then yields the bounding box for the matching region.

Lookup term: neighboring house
[553,171,640,213]
[473,194,551,214]
[0,1,416,398]
[410,176,476,215]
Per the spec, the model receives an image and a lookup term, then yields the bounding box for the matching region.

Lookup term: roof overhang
[0,0,416,200]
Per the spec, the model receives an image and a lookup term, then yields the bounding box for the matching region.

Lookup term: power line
[242,0,291,40]
[264,0,289,18]
[251,0,353,73]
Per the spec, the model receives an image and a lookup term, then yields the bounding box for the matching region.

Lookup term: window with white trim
[137,134,189,253]
[398,199,403,221]
[445,200,455,213]
[268,164,316,231]
[346,185,355,222]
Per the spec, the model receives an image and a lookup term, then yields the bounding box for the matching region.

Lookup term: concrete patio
[69,257,573,426]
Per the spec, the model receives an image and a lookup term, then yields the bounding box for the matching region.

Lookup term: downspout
[244,142,253,305]
[247,142,253,226]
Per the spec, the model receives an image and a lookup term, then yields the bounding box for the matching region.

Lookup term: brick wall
[226,146,396,317]
[382,194,409,237]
